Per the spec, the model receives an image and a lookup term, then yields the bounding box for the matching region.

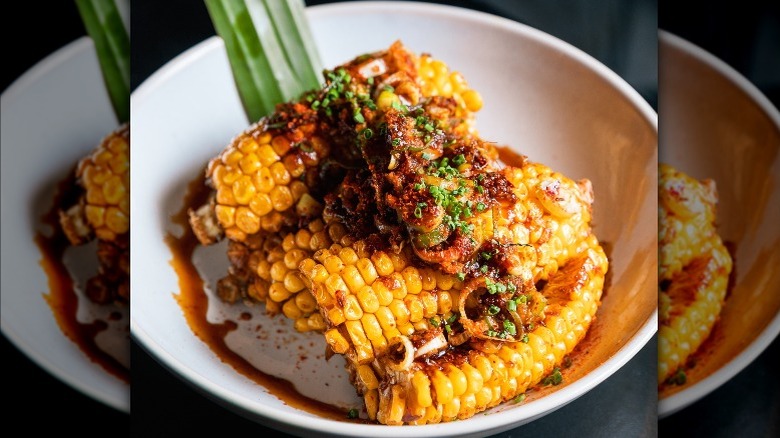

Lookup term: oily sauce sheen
[166,172,355,422]
[36,174,130,383]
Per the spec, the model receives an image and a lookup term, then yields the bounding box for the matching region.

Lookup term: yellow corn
[658,164,732,384]
[251,219,349,332]
[206,125,328,242]
[365,243,606,425]
[495,163,595,282]
[75,124,130,242]
[299,242,463,364]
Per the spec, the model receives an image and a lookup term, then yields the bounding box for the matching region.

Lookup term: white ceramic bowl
[131,3,657,436]
[658,31,780,417]
[1,37,130,412]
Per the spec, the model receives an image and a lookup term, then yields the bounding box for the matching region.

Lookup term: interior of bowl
[131,3,656,435]
[1,37,129,412]
[658,32,780,404]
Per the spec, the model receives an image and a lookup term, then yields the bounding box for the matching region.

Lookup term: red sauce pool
[165,172,356,422]
[36,174,129,383]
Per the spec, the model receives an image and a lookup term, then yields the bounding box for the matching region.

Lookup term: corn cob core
[658,164,732,384]
[76,124,130,241]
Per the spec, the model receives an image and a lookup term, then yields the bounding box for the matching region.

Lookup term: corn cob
[658,164,731,384]
[58,125,130,304]
[204,121,327,243]
[251,219,351,332]
[191,42,483,246]
[300,241,465,363]
[496,164,595,282]
[301,238,606,424]
[60,124,130,245]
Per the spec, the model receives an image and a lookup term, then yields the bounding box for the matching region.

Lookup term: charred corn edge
[658,241,731,383]
[372,243,607,424]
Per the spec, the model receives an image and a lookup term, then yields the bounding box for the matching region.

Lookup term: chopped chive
[503,320,516,335]
[506,300,517,311]
[347,408,359,419]
[476,202,487,211]
[541,367,563,386]
[353,109,365,123]
[452,154,466,165]
[487,305,500,315]
[514,394,526,404]
[429,317,440,328]
[456,272,466,281]
[521,334,529,343]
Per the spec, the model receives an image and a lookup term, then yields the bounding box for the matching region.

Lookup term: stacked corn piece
[300,238,606,424]
[203,122,327,243]
[248,219,352,332]
[300,241,463,365]
[657,164,732,384]
[61,125,130,244]
[59,125,130,303]
[494,163,595,282]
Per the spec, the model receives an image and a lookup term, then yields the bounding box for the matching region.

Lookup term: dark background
[658,1,780,436]
[129,1,658,437]
[3,1,778,437]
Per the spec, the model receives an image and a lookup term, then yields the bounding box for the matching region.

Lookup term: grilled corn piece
[496,163,595,282]
[301,239,606,424]
[190,41,483,245]
[300,241,464,362]
[60,124,130,245]
[658,164,732,384]
[59,125,130,304]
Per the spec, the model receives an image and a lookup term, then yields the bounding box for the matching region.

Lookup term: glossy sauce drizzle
[166,172,351,421]
[36,174,130,383]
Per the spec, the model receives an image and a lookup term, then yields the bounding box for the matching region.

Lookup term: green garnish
[452,154,466,166]
[429,317,440,328]
[503,320,516,336]
[667,368,687,386]
[353,108,365,123]
[506,299,517,311]
[205,0,323,122]
[414,202,427,219]
[541,367,563,386]
[456,272,466,281]
[514,394,526,404]
[347,408,359,419]
[487,305,500,315]
[521,334,529,343]
[76,0,130,123]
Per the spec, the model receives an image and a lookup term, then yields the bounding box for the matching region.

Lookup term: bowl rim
[130,2,658,436]
[657,29,780,418]
[0,35,130,413]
